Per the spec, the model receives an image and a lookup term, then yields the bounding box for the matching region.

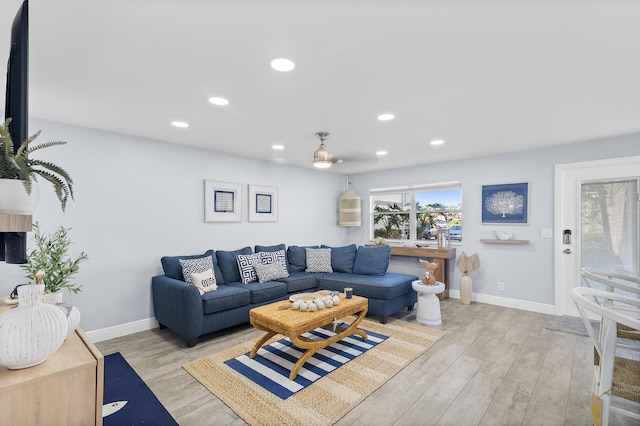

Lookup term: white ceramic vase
[43,291,63,305]
[0,284,68,369]
[460,274,472,305]
[0,178,39,214]
[56,303,81,337]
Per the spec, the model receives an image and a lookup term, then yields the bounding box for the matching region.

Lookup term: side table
[412,280,445,325]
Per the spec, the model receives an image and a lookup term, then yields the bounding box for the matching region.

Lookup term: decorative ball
[316,300,325,309]
[332,295,340,305]
[325,299,333,308]
[308,302,317,312]
[299,301,308,311]
[292,301,300,310]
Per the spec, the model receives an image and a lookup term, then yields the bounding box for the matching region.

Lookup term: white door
[555,156,640,317]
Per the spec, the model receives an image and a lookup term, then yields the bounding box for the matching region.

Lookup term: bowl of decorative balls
[289,291,341,312]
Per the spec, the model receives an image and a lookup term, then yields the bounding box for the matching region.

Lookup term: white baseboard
[448,290,556,315]
[85,293,556,344]
[86,317,159,343]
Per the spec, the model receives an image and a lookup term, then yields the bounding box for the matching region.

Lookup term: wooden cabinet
[0,213,32,232]
[0,303,104,425]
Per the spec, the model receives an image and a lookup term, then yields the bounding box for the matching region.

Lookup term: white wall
[3,118,639,335]
[0,118,352,332]
[350,132,640,311]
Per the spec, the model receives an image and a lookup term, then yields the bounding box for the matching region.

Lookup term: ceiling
[2,0,639,174]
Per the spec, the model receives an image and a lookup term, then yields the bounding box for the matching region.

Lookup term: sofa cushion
[236,253,262,284]
[161,250,225,284]
[352,245,391,276]
[190,268,218,295]
[287,245,319,273]
[317,272,415,300]
[255,243,290,271]
[321,244,357,273]
[228,281,287,304]
[305,248,333,273]
[254,262,289,283]
[277,272,319,293]
[216,247,252,283]
[201,284,251,315]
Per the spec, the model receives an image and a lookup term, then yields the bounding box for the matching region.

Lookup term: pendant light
[313,131,332,168]
[339,176,361,226]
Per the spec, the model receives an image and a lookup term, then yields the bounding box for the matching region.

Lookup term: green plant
[0,118,74,211]
[20,222,88,294]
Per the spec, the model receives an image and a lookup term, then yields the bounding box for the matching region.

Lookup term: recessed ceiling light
[272,144,284,150]
[171,121,189,128]
[209,97,229,106]
[376,150,388,156]
[377,113,395,121]
[430,139,445,146]
[270,58,295,72]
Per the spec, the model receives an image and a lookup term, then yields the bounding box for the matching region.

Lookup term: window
[371,181,462,243]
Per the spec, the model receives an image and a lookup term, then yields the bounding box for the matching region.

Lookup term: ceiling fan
[312,131,379,169]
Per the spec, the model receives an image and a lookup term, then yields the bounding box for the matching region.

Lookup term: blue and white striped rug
[224,324,388,399]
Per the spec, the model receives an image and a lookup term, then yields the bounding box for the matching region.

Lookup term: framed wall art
[204,180,242,222]
[248,185,278,222]
[482,182,529,224]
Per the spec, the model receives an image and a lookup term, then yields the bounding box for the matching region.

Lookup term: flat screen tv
[2,0,29,264]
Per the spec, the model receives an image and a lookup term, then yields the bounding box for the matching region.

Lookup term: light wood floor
[95,299,637,425]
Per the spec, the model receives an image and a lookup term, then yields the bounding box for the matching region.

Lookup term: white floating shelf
[480,239,529,244]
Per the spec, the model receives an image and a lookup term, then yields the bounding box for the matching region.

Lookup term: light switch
[540,228,553,238]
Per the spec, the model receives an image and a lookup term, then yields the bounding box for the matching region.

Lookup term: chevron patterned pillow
[305,248,333,273]
[179,255,214,283]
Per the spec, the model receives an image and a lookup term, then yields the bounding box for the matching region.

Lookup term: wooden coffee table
[249,292,368,380]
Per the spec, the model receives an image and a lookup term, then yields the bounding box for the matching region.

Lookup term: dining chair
[570,287,640,425]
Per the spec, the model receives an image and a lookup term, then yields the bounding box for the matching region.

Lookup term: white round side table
[412,280,445,325]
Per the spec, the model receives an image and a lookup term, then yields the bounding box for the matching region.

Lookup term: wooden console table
[388,246,456,300]
[0,302,104,425]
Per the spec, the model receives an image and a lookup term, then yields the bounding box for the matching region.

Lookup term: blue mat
[103,352,177,425]
[224,325,388,399]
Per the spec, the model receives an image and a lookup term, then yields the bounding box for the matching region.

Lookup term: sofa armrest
[151,275,203,341]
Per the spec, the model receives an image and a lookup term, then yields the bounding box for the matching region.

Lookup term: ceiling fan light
[313,144,332,168]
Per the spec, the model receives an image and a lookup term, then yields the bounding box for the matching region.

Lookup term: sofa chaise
[151,243,418,347]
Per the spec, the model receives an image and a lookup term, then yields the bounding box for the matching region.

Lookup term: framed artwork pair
[204,181,278,223]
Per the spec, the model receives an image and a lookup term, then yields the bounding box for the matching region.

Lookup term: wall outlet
[498,281,505,291]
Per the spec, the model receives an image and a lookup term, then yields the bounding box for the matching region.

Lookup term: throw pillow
[255,243,290,271]
[254,262,289,283]
[321,244,357,273]
[216,247,252,283]
[259,249,288,274]
[190,268,218,295]
[352,245,391,275]
[287,245,319,273]
[305,248,333,273]
[236,253,262,284]
[179,255,214,284]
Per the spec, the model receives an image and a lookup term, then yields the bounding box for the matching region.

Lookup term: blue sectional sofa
[151,243,418,347]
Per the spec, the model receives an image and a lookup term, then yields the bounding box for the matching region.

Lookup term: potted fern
[0,118,74,214]
[20,222,88,303]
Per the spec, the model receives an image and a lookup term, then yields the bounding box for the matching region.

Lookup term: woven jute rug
[183,318,445,426]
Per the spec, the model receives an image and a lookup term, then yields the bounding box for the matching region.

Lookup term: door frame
[554,155,640,316]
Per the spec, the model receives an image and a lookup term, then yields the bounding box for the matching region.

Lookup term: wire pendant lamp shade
[313,131,332,168]
[339,189,361,226]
